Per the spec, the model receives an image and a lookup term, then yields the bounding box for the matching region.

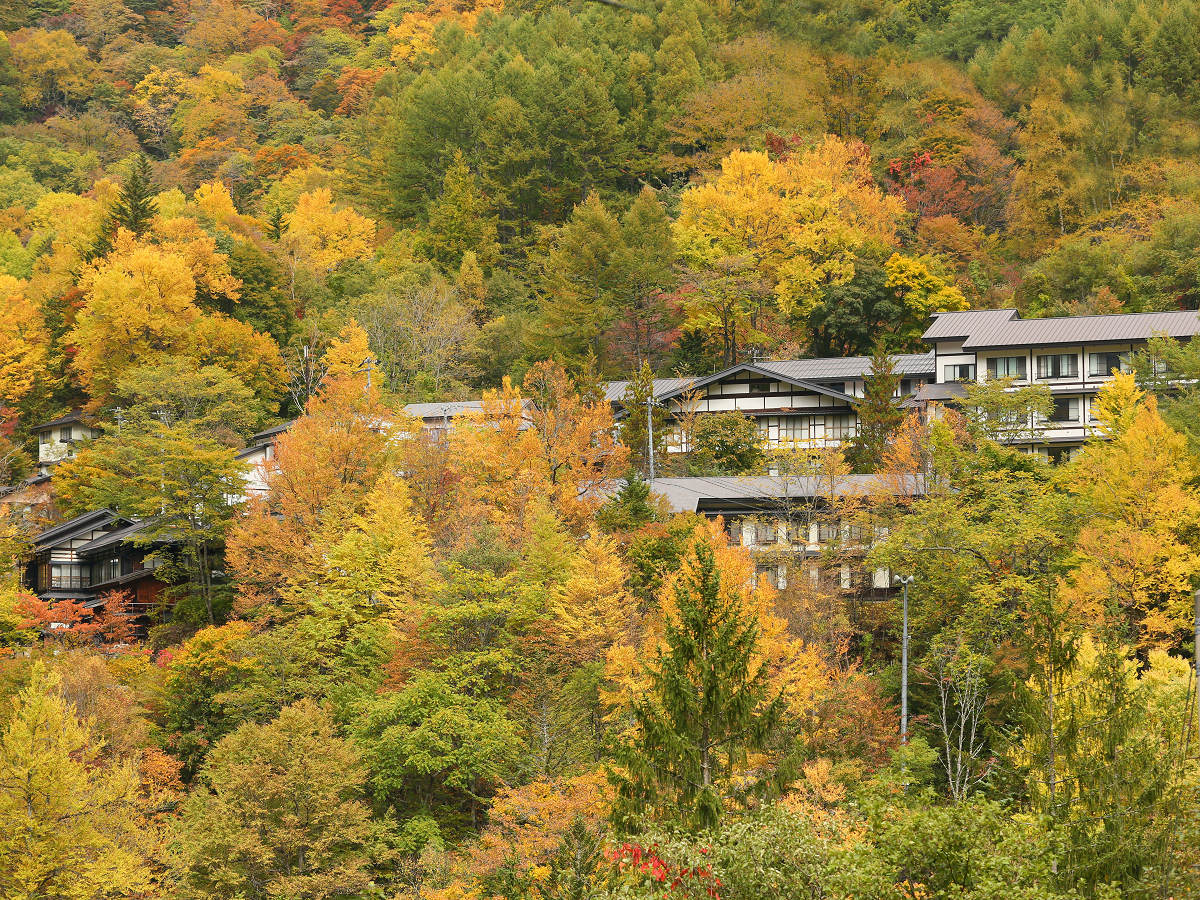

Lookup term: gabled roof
[603,354,935,407]
[32,509,119,548]
[602,377,699,404]
[31,409,86,432]
[247,420,295,445]
[647,363,859,406]
[74,518,158,556]
[924,308,1200,349]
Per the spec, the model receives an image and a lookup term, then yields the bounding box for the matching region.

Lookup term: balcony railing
[48,575,91,589]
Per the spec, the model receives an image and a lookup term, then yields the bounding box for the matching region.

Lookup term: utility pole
[358,356,375,398]
[646,395,656,483]
[895,574,915,743]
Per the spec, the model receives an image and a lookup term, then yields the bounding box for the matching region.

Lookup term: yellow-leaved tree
[281,188,376,305]
[0,275,51,414]
[1060,374,1200,648]
[0,666,151,900]
[674,139,907,359]
[70,243,201,400]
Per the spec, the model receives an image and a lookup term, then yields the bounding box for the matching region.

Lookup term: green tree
[92,154,158,258]
[171,699,380,900]
[847,344,903,471]
[611,534,782,832]
[612,188,677,370]
[353,672,522,837]
[690,410,765,475]
[418,150,501,273]
[534,193,629,371]
[963,377,1053,446]
[54,421,248,624]
[0,665,149,900]
[109,358,270,446]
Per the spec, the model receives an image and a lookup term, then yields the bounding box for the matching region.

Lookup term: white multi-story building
[917,308,1200,457]
[30,411,100,476]
[608,308,1200,459]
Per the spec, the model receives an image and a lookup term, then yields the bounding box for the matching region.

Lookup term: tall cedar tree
[92,155,158,258]
[611,535,782,833]
[847,344,904,471]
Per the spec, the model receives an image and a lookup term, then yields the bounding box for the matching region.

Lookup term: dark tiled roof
[247,420,295,444]
[75,518,158,556]
[31,409,86,431]
[924,308,1200,349]
[32,509,118,548]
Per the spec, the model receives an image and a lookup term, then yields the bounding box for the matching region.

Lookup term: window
[1089,352,1129,377]
[748,381,771,394]
[817,521,840,543]
[778,417,813,444]
[986,356,1026,379]
[944,363,976,382]
[825,415,856,439]
[96,557,121,584]
[1037,353,1078,379]
[1048,397,1080,423]
[38,432,49,445]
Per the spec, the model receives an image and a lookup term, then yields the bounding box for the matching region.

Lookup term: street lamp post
[894,574,915,744]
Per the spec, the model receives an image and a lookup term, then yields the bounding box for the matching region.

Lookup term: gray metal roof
[603,353,935,406]
[758,352,935,381]
[401,399,533,420]
[648,475,922,513]
[924,308,1200,349]
[602,377,698,403]
[922,309,1021,341]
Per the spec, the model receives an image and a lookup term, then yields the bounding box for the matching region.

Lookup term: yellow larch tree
[0,275,51,413]
[1059,374,1200,648]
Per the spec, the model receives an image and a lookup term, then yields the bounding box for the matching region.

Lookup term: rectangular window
[1089,352,1129,377]
[1037,353,1078,379]
[38,433,49,445]
[1048,397,1081,423]
[778,417,813,444]
[59,427,72,442]
[944,363,976,382]
[986,356,1026,379]
[748,381,771,394]
[825,415,856,439]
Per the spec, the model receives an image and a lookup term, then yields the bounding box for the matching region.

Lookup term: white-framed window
[944,363,975,382]
[1036,353,1078,379]
[1088,352,1130,377]
[59,427,73,442]
[986,356,1026,379]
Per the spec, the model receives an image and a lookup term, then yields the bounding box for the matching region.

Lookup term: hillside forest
[3,0,1200,897]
